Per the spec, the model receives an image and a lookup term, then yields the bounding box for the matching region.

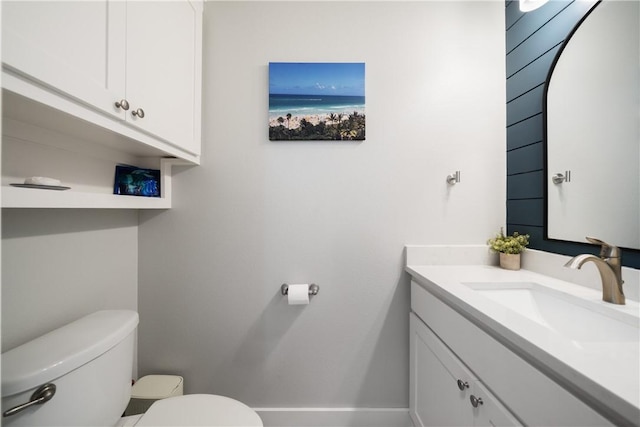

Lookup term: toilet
[1,310,262,427]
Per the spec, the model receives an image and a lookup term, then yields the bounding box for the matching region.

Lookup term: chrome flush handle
[3,383,57,417]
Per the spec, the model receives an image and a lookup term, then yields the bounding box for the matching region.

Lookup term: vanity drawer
[410,280,612,427]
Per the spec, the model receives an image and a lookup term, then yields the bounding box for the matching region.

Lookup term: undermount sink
[462,282,639,343]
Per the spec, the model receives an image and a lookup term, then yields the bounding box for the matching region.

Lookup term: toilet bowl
[118,395,262,426]
[1,311,262,427]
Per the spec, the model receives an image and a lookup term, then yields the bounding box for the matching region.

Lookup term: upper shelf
[2,158,186,209]
[2,186,170,209]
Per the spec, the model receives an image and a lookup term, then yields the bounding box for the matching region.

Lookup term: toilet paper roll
[287,284,310,305]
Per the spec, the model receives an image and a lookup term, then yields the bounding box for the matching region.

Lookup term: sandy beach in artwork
[268,113,354,130]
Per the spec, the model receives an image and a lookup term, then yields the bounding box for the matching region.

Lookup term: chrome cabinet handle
[3,383,56,417]
[114,99,130,111]
[131,108,145,119]
[470,395,483,408]
[456,379,469,391]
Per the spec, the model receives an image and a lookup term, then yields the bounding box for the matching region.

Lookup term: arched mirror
[546,0,640,250]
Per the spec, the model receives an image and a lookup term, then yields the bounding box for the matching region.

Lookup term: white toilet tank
[2,310,139,427]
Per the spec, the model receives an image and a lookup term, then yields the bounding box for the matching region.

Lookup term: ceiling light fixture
[519,0,549,12]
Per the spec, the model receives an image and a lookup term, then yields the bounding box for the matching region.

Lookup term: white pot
[499,253,521,270]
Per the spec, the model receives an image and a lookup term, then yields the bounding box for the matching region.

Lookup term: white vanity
[406,246,640,427]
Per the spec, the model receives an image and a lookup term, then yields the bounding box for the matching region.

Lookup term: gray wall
[138,1,506,408]
[1,209,138,351]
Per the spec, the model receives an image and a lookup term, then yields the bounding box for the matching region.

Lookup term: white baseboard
[254,407,413,427]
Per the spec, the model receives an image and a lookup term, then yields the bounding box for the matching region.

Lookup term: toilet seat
[132,394,263,426]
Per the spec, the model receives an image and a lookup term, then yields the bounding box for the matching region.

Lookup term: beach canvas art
[269,62,365,141]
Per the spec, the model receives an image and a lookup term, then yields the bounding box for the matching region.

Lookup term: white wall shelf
[2,186,169,209]
[2,158,185,210]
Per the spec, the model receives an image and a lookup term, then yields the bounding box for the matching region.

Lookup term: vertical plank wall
[505,0,639,268]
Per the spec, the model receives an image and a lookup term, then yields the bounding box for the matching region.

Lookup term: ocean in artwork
[269,94,365,117]
[269,62,365,141]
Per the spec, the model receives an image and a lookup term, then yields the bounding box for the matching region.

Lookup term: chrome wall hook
[281,283,319,296]
[552,170,571,184]
[446,171,461,185]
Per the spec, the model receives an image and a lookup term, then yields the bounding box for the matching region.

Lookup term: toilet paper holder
[281,283,319,296]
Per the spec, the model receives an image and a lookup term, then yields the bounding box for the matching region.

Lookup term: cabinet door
[410,313,522,427]
[125,0,201,155]
[1,1,126,119]
[410,313,476,427]
[470,381,522,427]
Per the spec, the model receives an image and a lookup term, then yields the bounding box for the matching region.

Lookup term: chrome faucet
[564,237,625,305]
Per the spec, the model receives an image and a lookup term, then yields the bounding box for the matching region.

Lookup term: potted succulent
[487,228,530,270]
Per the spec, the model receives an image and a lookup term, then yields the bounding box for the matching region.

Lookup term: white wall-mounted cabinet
[410,313,520,427]
[1,0,203,209]
[2,0,202,159]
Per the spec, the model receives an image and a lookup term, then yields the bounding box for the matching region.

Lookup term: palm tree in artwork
[277,117,284,127]
[328,113,337,126]
[286,113,292,129]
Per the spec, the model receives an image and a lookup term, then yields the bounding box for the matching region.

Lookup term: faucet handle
[586,237,621,258]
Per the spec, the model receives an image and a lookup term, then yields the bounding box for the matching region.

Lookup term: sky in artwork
[269,62,365,97]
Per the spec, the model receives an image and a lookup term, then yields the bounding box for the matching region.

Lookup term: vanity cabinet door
[1,0,126,119]
[410,313,475,427]
[410,313,521,427]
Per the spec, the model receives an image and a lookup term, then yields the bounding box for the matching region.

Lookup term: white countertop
[406,264,640,425]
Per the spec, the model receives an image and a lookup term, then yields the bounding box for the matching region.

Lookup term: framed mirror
[545,0,640,251]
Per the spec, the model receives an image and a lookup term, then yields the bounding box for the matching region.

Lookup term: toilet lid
[135,394,263,427]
